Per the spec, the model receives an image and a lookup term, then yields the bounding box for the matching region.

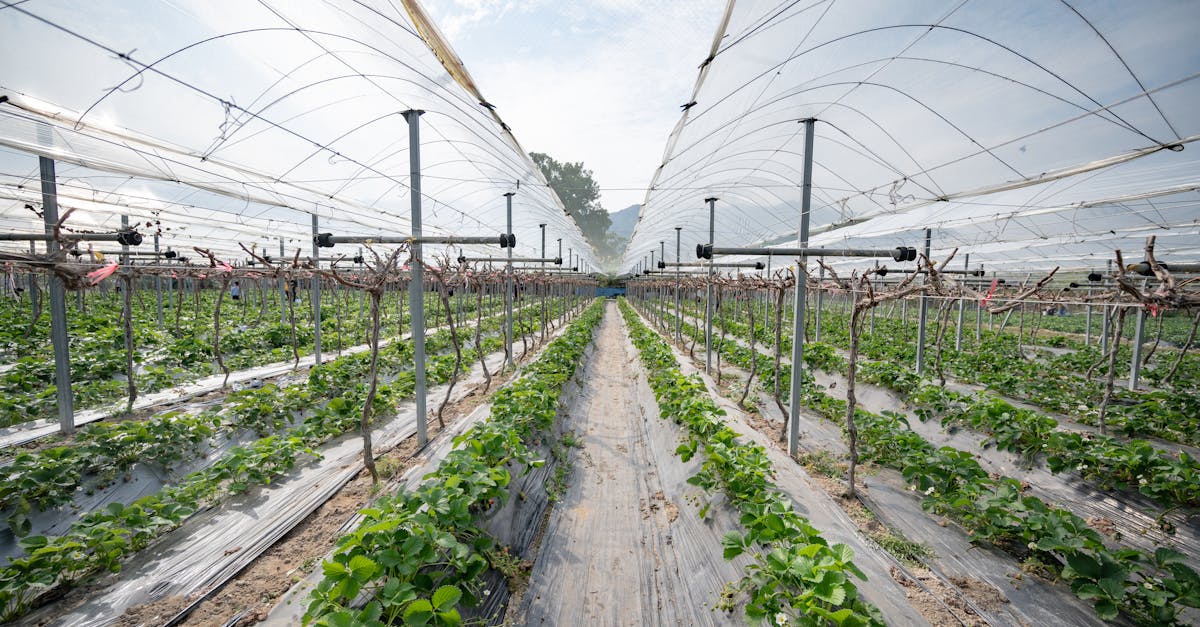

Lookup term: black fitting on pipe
[457,255,467,264]
[500,233,517,248]
[892,246,916,262]
[164,250,178,259]
[696,243,713,259]
[353,255,365,265]
[116,231,143,246]
[657,260,666,269]
[314,232,335,248]
[754,261,765,270]
[554,257,563,265]
[1087,272,1103,282]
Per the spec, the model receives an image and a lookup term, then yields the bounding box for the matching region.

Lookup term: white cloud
[426,0,727,212]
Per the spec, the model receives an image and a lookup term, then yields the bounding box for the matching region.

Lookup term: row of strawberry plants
[0,299,578,621]
[704,312,1200,515]
[795,306,1200,445]
[666,297,1200,518]
[302,300,604,626]
[621,300,881,626]
[0,300,543,539]
[0,287,519,426]
[859,366,1200,512]
[795,384,1200,624]
[669,293,1199,410]
[641,296,1200,624]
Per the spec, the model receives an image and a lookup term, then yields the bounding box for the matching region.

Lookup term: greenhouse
[0,0,1196,625]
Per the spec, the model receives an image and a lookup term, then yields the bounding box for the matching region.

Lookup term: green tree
[531,152,612,256]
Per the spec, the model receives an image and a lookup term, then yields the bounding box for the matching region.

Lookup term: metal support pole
[504,192,515,368]
[27,241,36,313]
[764,253,772,330]
[1101,260,1112,349]
[870,264,877,334]
[705,197,716,374]
[915,228,931,375]
[1129,281,1147,390]
[311,213,322,364]
[659,241,666,326]
[154,233,163,329]
[279,238,287,325]
[814,261,824,343]
[557,239,563,327]
[41,157,74,434]
[403,109,428,447]
[788,118,815,457]
[675,227,682,342]
[955,253,967,351]
[1085,285,1093,345]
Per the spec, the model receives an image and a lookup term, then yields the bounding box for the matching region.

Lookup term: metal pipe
[279,238,287,325]
[704,244,915,261]
[1129,279,1147,390]
[955,253,967,351]
[788,118,814,457]
[504,192,514,369]
[1101,260,1112,349]
[0,232,135,242]
[675,227,682,343]
[915,228,931,375]
[705,197,716,374]
[403,109,428,447]
[459,256,560,264]
[311,214,322,365]
[321,234,504,246]
[41,157,74,434]
[814,260,824,343]
[662,261,764,269]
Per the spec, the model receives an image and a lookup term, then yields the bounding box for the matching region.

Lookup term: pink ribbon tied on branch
[980,278,999,306]
[86,260,119,285]
[220,262,233,274]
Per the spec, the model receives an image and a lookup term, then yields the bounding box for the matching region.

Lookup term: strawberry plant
[622,299,881,626]
[304,301,603,626]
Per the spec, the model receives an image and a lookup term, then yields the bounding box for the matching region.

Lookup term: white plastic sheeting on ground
[625,0,1200,273]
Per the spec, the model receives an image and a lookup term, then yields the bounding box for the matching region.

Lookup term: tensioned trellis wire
[0,0,598,266]
[623,0,1200,274]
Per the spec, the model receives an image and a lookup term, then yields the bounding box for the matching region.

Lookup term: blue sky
[424,0,728,213]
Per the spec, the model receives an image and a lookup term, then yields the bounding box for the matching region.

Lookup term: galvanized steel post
[403,109,429,447]
[504,192,515,368]
[40,157,74,434]
[955,253,967,351]
[311,213,322,365]
[788,118,815,457]
[915,228,931,375]
[705,196,717,374]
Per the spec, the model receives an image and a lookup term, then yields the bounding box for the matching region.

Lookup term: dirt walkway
[519,302,748,625]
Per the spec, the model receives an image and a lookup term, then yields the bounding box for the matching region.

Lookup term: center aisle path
[519,302,748,625]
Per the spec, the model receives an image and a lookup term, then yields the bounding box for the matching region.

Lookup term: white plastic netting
[624,0,1200,274]
[0,0,596,266]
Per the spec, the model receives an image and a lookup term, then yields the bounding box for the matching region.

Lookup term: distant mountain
[607,204,639,244]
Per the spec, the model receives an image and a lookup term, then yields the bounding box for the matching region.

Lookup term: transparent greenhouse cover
[625,0,1200,274]
[0,0,597,265]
